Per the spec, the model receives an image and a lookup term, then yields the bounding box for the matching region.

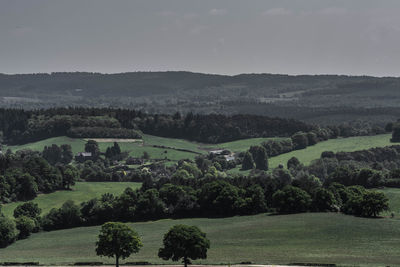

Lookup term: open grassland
[4,134,393,168]
[0,213,399,266]
[229,134,392,174]
[1,182,140,218]
[142,134,205,154]
[379,187,400,218]
[269,134,392,168]
[4,135,204,162]
[5,136,86,155]
[203,137,285,153]
[4,135,283,163]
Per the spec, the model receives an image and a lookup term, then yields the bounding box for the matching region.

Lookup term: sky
[1,0,400,76]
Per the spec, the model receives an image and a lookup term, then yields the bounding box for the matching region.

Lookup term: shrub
[16,216,35,239]
[291,132,309,150]
[0,216,17,248]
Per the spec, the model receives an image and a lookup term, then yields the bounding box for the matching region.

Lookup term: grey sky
[1,0,400,76]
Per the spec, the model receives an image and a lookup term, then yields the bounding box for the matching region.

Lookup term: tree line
[0,162,387,243]
[0,107,377,146]
[287,145,400,188]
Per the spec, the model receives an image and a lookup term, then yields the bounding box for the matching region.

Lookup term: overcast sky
[1,0,400,76]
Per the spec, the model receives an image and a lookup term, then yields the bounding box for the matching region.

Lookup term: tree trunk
[184,256,188,267]
[116,256,119,267]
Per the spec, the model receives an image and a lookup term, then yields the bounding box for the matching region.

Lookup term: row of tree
[19,168,388,235]
[286,145,400,188]
[96,222,209,267]
[0,107,343,145]
[240,128,342,171]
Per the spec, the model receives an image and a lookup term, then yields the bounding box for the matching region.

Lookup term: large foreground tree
[158,224,210,267]
[96,222,143,267]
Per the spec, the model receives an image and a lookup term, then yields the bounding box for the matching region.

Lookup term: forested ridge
[1,71,400,125]
[0,107,388,146]
[0,108,316,144]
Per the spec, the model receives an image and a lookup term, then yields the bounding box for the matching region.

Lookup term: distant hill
[1,71,400,124]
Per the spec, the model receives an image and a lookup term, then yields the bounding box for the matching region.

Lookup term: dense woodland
[0,108,315,144]
[0,107,387,145]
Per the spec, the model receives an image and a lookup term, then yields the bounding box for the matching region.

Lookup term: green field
[379,187,400,218]
[203,137,285,153]
[142,134,205,154]
[4,134,394,173]
[5,135,204,162]
[1,182,140,218]
[4,134,284,163]
[228,134,392,174]
[5,136,86,155]
[269,134,392,168]
[1,213,399,266]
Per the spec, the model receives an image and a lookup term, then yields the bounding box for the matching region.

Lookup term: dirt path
[83,138,143,143]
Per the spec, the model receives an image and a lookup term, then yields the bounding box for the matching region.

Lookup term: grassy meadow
[1,182,140,218]
[3,134,286,163]
[269,134,392,167]
[142,134,205,153]
[4,135,204,162]
[5,136,86,155]
[5,134,394,177]
[203,137,285,153]
[379,187,400,218]
[228,134,392,174]
[1,212,399,266]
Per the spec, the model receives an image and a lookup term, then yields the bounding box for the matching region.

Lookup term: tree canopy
[158,224,210,267]
[96,222,143,267]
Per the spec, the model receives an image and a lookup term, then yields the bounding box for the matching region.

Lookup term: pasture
[228,134,392,174]
[1,182,140,218]
[4,136,86,155]
[3,134,284,163]
[269,134,392,168]
[0,213,399,266]
[4,135,204,162]
[379,187,400,218]
[203,137,285,153]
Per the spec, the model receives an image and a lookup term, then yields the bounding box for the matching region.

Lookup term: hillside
[2,72,400,124]
[1,212,399,266]
[0,130,398,267]
[1,182,141,218]
[5,133,394,173]
[4,134,281,162]
[227,134,392,174]
[269,134,393,167]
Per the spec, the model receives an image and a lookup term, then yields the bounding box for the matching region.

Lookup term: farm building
[75,152,93,163]
[210,149,231,155]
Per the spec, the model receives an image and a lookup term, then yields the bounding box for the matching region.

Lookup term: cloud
[263,8,292,16]
[183,13,199,20]
[190,25,207,35]
[157,10,175,17]
[11,26,34,37]
[209,8,227,16]
[318,7,347,15]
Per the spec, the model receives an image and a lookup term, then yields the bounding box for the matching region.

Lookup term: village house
[75,152,93,163]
